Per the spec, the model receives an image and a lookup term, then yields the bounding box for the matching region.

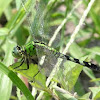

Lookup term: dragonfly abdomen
[33,41,100,71]
[63,54,100,71]
[54,51,100,71]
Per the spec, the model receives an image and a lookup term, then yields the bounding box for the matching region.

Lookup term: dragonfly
[10,0,100,90]
[12,41,100,72]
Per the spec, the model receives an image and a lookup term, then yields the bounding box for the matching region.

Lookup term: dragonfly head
[12,45,22,59]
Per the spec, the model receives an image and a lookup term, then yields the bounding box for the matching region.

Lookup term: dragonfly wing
[35,46,75,89]
[29,0,60,46]
[30,1,49,43]
[36,48,57,76]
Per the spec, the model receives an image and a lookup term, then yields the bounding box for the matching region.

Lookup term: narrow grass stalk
[0,62,34,100]
[63,0,96,54]
[52,85,77,98]
[48,1,82,47]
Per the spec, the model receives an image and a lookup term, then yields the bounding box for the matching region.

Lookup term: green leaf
[0,0,12,17]
[89,87,100,100]
[74,79,85,96]
[0,28,9,36]
[9,62,47,90]
[0,40,15,100]
[67,63,83,91]
[0,62,34,100]
[90,78,100,82]
[0,72,12,100]
[83,67,99,86]
[85,47,100,56]
[69,43,84,58]
[6,0,36,37]
[58,60,83,91]
[79,92,91,100]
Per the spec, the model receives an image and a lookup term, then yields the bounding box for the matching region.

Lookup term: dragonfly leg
[31,58,40,77]
[14,58,25,69]
[33,70,40,78]
[19,58,29,70]
[31,58,38,64]
[15,58,30,70]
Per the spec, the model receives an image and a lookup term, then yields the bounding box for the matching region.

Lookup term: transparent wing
[35,45,75,90]
[22,0,60,46]
[30,0,49,43]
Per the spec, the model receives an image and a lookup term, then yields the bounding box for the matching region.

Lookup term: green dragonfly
[10,0,100,89]
[12,41,100,73]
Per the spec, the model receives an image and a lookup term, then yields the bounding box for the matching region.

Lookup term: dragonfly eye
[17,45,21,50]
[12,46,22,59]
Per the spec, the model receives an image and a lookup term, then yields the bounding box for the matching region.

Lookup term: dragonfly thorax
[12,45,22,59]
[24,41,36,56]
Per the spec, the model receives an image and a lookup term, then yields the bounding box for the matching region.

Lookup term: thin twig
[53,85,77,98]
